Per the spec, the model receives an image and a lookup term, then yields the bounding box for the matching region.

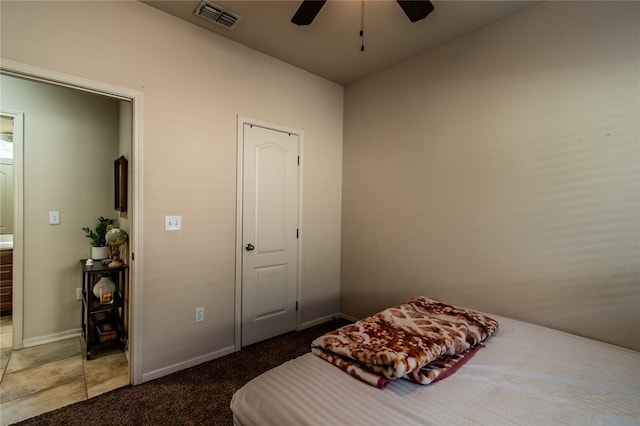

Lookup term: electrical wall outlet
[195,306,205,323]
[76,288,83,301]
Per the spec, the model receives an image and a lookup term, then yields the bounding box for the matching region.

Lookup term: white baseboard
[140,314,359,384]
[338,312,358,322]
[299,312,360,331]
[299,313,341,330]
[140,345,236,383]
[22,328,82,348]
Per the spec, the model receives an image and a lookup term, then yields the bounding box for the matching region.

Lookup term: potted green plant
[83,216,117,260]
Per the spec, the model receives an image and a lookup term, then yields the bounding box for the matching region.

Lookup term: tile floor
[0,316,129,425]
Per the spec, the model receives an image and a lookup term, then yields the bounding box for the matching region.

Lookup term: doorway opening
[0,60,143,386]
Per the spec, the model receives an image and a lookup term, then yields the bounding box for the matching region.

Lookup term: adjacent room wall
[0,1,343,379]
[342,1,640,350]
[0,74,119,342]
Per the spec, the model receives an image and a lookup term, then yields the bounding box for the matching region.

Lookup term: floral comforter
[311,296,499,388]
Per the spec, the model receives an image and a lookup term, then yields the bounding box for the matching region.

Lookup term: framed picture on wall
[114,155,127,212]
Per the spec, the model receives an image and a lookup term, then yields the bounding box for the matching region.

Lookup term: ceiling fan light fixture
[194,0,241,30]
[291,0,434,27]
[291,0,327,26]
[396,0,435,23]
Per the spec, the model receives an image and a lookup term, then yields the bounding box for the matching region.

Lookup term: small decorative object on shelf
[93,275,116,304]
[99,285,115,305]
[97,322,118,343]
[106,227,128,268]
[92,311,109,323]
[82,216,117,260]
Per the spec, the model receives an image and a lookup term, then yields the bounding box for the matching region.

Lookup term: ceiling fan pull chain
[360,0,365,52]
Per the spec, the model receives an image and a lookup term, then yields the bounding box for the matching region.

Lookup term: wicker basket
[96,322,118,343]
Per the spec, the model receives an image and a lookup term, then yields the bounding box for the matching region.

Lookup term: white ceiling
[143,0,540,85]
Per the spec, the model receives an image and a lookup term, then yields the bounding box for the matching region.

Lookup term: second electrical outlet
[195,306,205,323]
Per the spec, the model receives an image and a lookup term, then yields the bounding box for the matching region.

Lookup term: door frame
[0,58,145,385]
[235,115,304,351]
[0,110,23,346]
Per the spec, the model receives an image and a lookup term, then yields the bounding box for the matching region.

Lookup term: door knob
[245,243,255,251]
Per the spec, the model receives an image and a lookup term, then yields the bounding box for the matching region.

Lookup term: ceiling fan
[291,0,435,26]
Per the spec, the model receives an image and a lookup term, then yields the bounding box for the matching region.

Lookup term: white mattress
[231,316,640,425]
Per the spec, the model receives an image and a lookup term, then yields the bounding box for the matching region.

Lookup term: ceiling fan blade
[396,0,435,23]
[291,0,327,26]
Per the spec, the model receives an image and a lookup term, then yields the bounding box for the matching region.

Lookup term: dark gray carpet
[14,318,349,426]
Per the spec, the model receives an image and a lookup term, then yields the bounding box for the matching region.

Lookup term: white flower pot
[91,246,109,260]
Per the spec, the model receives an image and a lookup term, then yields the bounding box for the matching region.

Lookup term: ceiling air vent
[194,1,241,30]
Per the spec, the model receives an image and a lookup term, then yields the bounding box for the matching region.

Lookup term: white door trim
[235,115,303,351]
[0,58,145,385]
[0,109,24,349]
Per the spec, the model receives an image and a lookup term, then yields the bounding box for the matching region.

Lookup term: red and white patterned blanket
[311,296,499,388]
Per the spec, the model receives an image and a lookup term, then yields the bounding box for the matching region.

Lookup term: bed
[231,297,640,425]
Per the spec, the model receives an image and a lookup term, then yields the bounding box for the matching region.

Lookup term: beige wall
[0,74,119,341]
[342,1,640,350]
[1,1,343,378]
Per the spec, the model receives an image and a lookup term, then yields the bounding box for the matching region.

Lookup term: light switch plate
[195,306,204,323]
[165,215,182,231]
[49,211,60,225]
